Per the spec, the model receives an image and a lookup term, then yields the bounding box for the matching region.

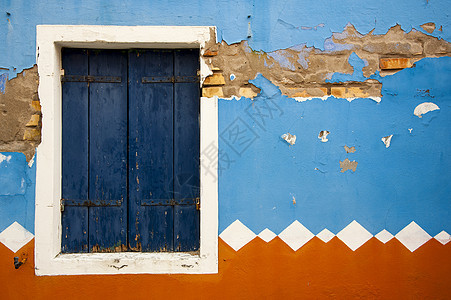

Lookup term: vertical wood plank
[88,50,128,252]
[61,48,89,253]
[174,49,200,251]
[128,50,174,252]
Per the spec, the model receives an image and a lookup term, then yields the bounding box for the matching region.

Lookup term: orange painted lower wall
[1,238,450,299]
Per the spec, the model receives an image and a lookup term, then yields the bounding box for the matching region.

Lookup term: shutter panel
[62,48,200,253]
[173,49,200,251]
[128,50,174,252]
[88,50,128,252]
[61,49,89,253]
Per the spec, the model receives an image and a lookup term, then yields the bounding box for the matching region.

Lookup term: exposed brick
[290,87,327,98]
[23,128,40,141]
[25,114,40,127]
[203,50,218,57]
[202,87,224,98]
[239,87,258,98]
[331,87,369,98]
[379,58,413,70]
[346,87,370,98]
[203,73,226,86]
[31,100,41,111]
[331,87,345,98]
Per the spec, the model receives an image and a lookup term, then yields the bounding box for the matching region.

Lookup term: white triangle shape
[0,221,34,253]
[219,220,256,251]
[258,228,277,243]
[278,221,314,251]
[316,229,335,243]
[336,220,373,251]
[395,221,431,252]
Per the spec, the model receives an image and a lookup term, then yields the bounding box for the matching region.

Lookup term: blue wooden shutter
[61,49,89,253]
[128,50,175,251]
[173,49,200,252]
[88,50,128,252]
[62,48,199,253]
[128,49,200,252]
[62,49,128,253]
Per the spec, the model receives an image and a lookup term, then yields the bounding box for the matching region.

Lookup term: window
[61,48,200,254]
[36,26,218,275]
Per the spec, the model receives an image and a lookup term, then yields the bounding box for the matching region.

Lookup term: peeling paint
[0,153,12,164]
[281,133,296,145]
[205,24,451,100]
[344,145,356,153]
[421,22,436,34]
[339,158,358,173]
[381,135,393,148]
[318,130,330,142]
[414,102,440,118]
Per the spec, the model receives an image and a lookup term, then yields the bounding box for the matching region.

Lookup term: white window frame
[35,25,218,275]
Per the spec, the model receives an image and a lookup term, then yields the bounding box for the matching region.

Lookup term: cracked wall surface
[201,24,451,100]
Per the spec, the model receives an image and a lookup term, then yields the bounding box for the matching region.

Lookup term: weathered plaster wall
[202,25,451,100]
[0,66,40,161]
[0,0,450,298]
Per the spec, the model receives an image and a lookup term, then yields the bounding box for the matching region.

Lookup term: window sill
[36,251,216,275]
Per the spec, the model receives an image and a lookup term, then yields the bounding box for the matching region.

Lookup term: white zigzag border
[219,220,451,252]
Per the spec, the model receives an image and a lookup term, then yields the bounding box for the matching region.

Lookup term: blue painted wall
[219,57,451,235]
[1,0,450,78]
[0,153,35,233]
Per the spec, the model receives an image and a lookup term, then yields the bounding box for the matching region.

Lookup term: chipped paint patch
[293,95,381,103]
[420,22,436,34]
[414,102,440,118]
[339,158,358,173]
[206,25,450,101]
[27,153,35,168]
[318,130,330,142]
[0,153,12,164]
[381,135,393,148]
[344,145,356,153]
[281,133,296,145]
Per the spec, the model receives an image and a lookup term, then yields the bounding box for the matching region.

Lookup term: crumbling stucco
[0,66,40,161]
[202,24,451,100]
[340,158,358,173]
